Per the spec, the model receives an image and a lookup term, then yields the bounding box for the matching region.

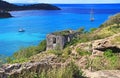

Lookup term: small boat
[18,28,25,32]
[90,8,95,22]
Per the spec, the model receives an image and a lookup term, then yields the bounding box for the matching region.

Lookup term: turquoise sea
[0,4,120,56]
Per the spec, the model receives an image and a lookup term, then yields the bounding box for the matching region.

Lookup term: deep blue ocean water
[0,4,120,56]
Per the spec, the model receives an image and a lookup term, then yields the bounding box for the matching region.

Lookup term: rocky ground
[72,33,120,57]
[83,70,120,78]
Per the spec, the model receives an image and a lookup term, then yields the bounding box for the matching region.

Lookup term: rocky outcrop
[0,62,52,78]
[0,54,67,78]
[92,33,120,56]
[72,33,120,56]
[0,0,61,11]
[0,12,12,18]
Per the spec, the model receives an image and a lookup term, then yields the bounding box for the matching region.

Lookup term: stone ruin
[46,30,76,50]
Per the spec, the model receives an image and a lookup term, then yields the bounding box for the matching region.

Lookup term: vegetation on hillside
[8,62,84,78]
[101,13,120,27]
[91,49,120,70]
[7,40,46,63]
[6,13,120,64]
[66,14,120,46]
[0,55,6,66]
[0,13,120,78]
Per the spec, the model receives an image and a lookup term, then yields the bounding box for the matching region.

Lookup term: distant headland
[0,0,61,18]
[0,0,61,11]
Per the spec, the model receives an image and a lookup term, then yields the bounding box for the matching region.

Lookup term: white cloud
[4,0,120,3]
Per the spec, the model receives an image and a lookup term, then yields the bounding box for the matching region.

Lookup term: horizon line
[11,2,120,4]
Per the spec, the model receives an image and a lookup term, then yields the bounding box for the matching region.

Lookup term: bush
[50,45,63,56]
[0,55,7,66]
[69,62,83,78]
[37,40,46,52]
[91,56,120,70]
[13,46,39,59]
[77,27,85,34]
[90,28,97,33]
[48,49,62,56]
[76,48,91,56]
[6,57,13,63]
[34,62,83,78]
[62,47,72,59]
[7,40,47,63]
[14,40,46,59]
[91,49,120,70]
[104,49,114,57]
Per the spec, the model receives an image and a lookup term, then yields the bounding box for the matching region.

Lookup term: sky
[4,0,120,4]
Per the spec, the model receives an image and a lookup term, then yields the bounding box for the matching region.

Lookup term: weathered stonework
[46,30,75,50]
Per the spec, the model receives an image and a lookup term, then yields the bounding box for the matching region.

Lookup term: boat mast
[90,8,94,22]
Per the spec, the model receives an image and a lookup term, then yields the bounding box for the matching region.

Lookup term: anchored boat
[18,28,25,32]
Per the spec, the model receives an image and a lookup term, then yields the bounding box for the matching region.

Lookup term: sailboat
[90,8,95,22]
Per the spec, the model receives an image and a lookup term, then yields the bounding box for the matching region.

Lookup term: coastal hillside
[0,11,12,18]
[0,13,120,78]
[0,0,61,11]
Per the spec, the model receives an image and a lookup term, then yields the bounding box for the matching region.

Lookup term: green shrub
[90,28,97,32]
[104,49,114,58]
[37,40,46,52]
[62,47,72,59]
[14,40,46,59]
[6,57,13,63]
[6,57,28,63]
[91,56,120,70]
[49,45,63,56]
[48,49,62,56]
[69,62,83,78]
[13,46,38,59]
[0,55,7,66]
[77,27,85,34]
[76,48,91,56]
[91,49,120,70]
[33,62,83,78]
[7,40,47,63]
